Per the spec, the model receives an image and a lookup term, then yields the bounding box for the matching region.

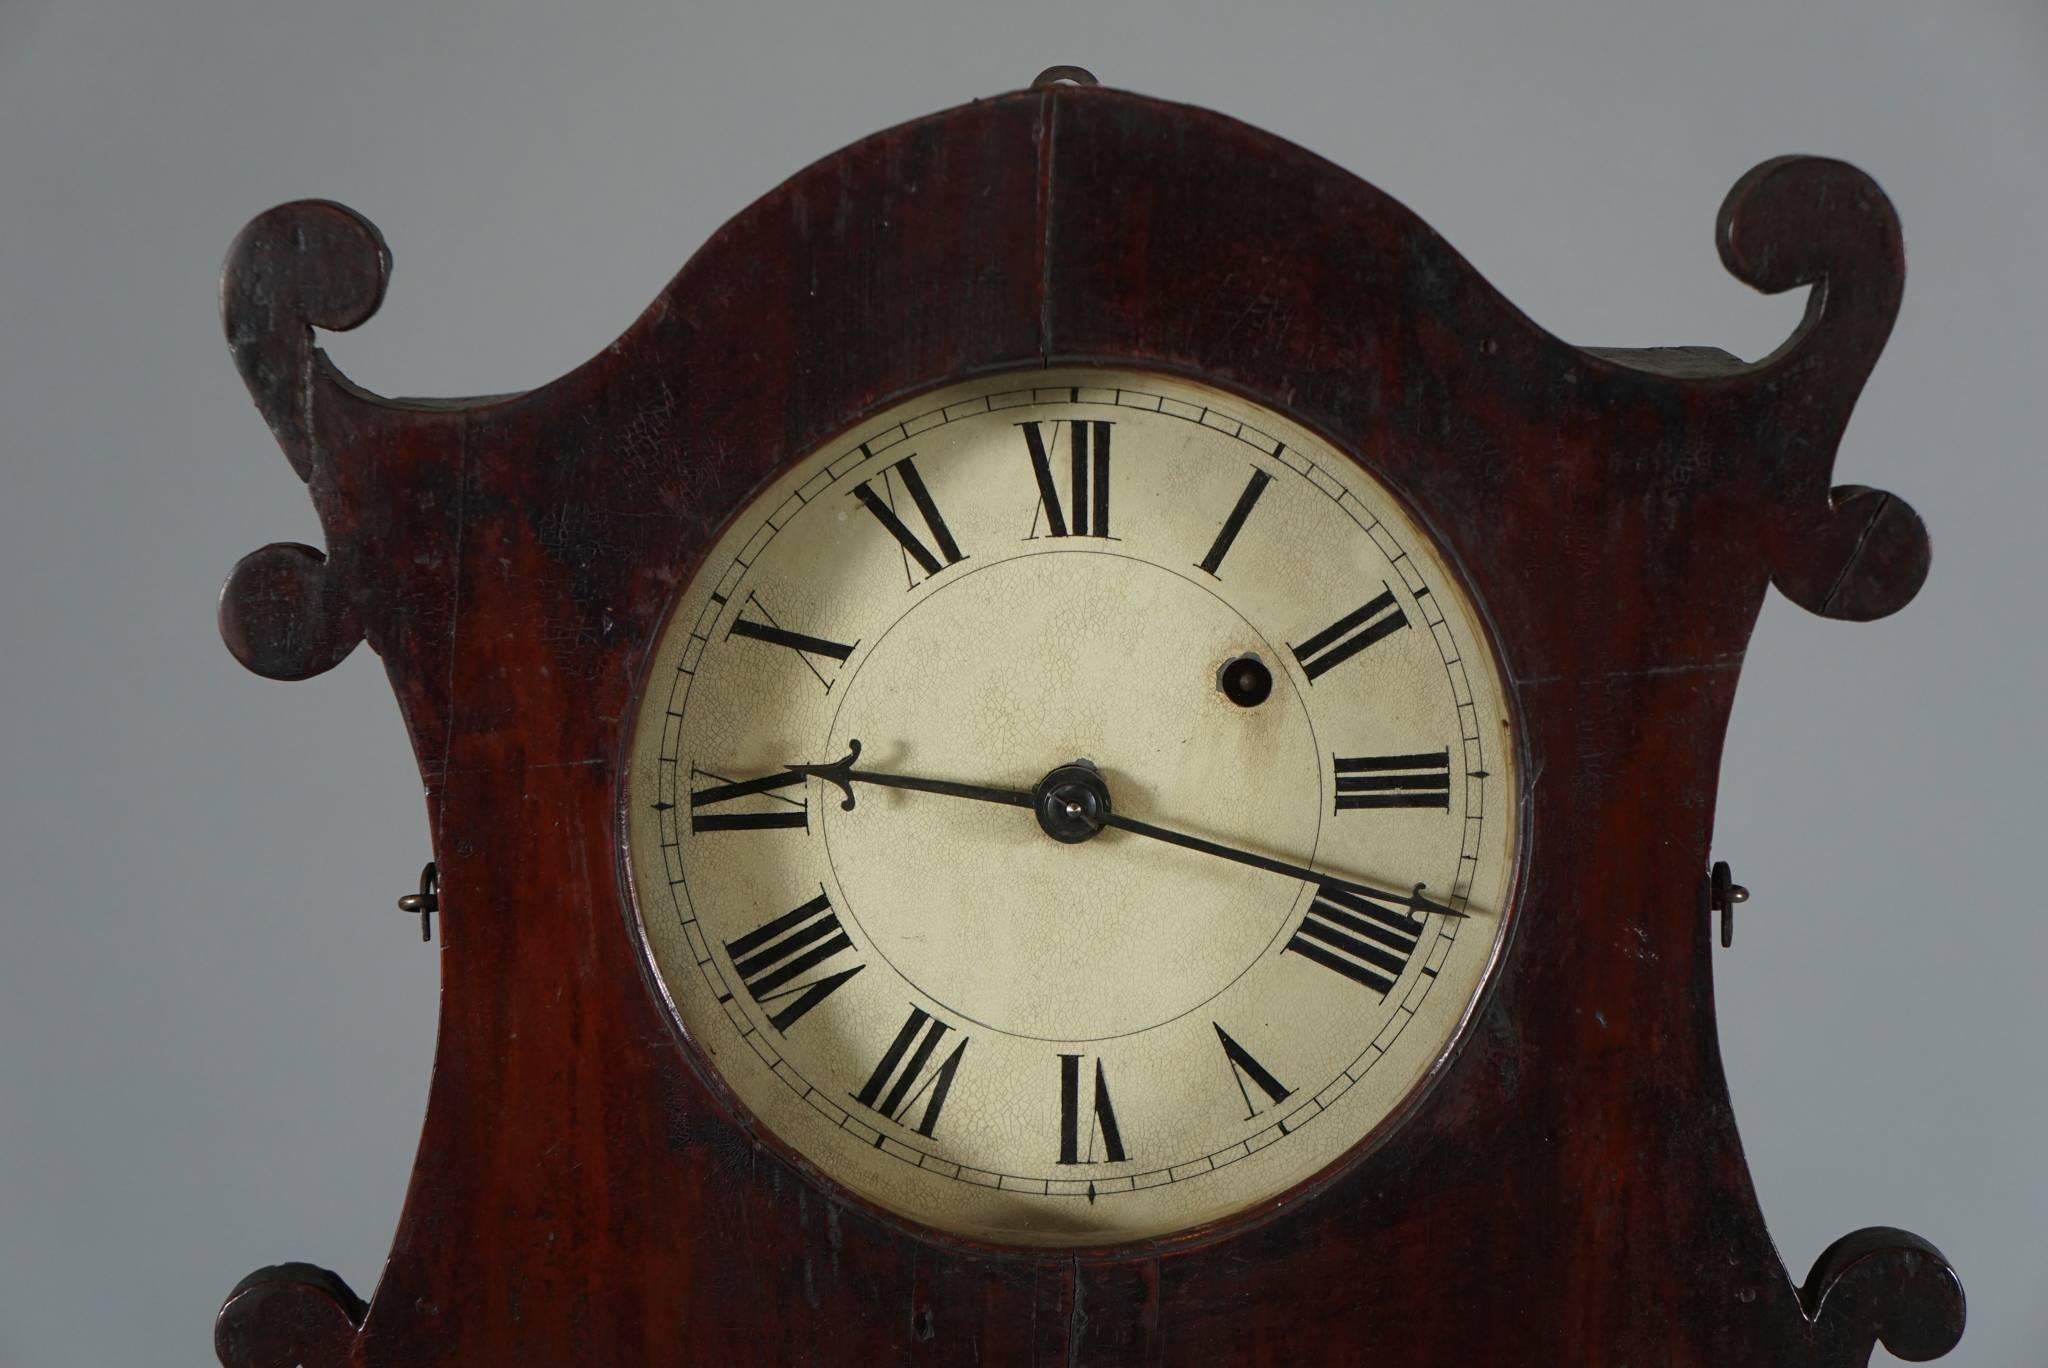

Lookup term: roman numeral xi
[852,454,965,584]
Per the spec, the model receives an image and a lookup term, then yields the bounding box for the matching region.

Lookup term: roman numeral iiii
[1284,883,1425,997]
[723,891,864,1032]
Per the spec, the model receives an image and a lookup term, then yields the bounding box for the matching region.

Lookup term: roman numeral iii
[852,454,965,582]
[1020,420,1113,538]
[1291,586,1410,681]
[1057,1054,1129,1164]
[853,1006,969,1139]
[723,891,864,1032]
[1284,883,1425,997]
[1333,749,1452,811]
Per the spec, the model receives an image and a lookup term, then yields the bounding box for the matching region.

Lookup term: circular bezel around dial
[625,368,1520,1247]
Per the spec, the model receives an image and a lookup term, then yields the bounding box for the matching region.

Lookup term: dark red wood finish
[214,85,1959,1366]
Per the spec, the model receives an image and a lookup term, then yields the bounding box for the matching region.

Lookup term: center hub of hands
[1034,761,1112,844]
[820,552,1321,1040]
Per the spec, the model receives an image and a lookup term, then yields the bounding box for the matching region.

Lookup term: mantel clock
[212,69,1963,1367]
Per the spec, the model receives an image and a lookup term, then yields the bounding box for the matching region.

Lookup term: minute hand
[1100,810,1468,920]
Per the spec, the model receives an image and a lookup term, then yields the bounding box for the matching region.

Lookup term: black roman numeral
[726,592,856,691]
[853,1005,969,1139]
[724,891,864,1032]
[1291,586,1410,682]
[1057,1054,1129,1164]
[689,765,808,833]
[1333,749,1452,811]
[1020,420,1113,538]
[1196,466,1273,577]
[1214,1023,1293,1121]
[852,454,965,584]
[1284,883,1425,997]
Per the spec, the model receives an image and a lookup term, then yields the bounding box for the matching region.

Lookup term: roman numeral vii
[853,1006,968,1140]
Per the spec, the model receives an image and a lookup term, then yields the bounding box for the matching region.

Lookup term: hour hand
[783,740,1038,814]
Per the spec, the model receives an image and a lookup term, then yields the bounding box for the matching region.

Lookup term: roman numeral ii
[1291,586,1409,681]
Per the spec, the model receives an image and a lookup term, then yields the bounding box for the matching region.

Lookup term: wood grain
[214,83,1956,1366]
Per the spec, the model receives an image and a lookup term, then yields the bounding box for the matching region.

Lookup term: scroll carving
[216,200,391,681]
[1718,156,1931,622]
[1801,1227,1966,1364]
[214,1262,365,1368]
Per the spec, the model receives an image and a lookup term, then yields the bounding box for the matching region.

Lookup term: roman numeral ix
[1333,749,1452,812]
[724,891,864,1032]
[1291,586,1410,682]
[853,1005,969,1140]
[1020,419,1113,539]
[852,454,965,585]
[1284,883,1426,997]
[1057,1054,1129,1164]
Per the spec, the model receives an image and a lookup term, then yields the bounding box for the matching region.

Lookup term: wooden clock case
[213,79,1962,1366]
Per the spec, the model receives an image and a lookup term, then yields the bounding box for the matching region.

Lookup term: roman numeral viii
[723,891,864,1032]
[853,1006,968,1140]
[1333,749,1451,811]
[1291,586,1409,682]
[1020,420,1113,538]
[852,454,965,584]
[1057,1055,1129,1164]
[1284,883,1426,997]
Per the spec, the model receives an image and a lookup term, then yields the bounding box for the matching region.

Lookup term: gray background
[1,1,2041,1363]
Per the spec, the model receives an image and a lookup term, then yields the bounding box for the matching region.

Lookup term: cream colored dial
[626,369,1518,1246]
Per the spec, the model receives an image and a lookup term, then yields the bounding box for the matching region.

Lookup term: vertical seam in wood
[1037,90,1056,368]
[434,410,472,846]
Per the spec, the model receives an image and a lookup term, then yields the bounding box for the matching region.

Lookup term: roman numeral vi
[1057,1054,1129,1164]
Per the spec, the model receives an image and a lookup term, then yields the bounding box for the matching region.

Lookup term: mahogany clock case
[213,81,1961,1366]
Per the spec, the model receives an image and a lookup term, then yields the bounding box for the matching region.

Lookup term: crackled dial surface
[626,369,1519,1246]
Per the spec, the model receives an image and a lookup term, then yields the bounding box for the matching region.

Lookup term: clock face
[625,368,1519,1246]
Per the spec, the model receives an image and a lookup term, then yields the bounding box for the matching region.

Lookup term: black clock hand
[785,740,1466,920]
[1099,809,1466,920]
[787,738,1036,812]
